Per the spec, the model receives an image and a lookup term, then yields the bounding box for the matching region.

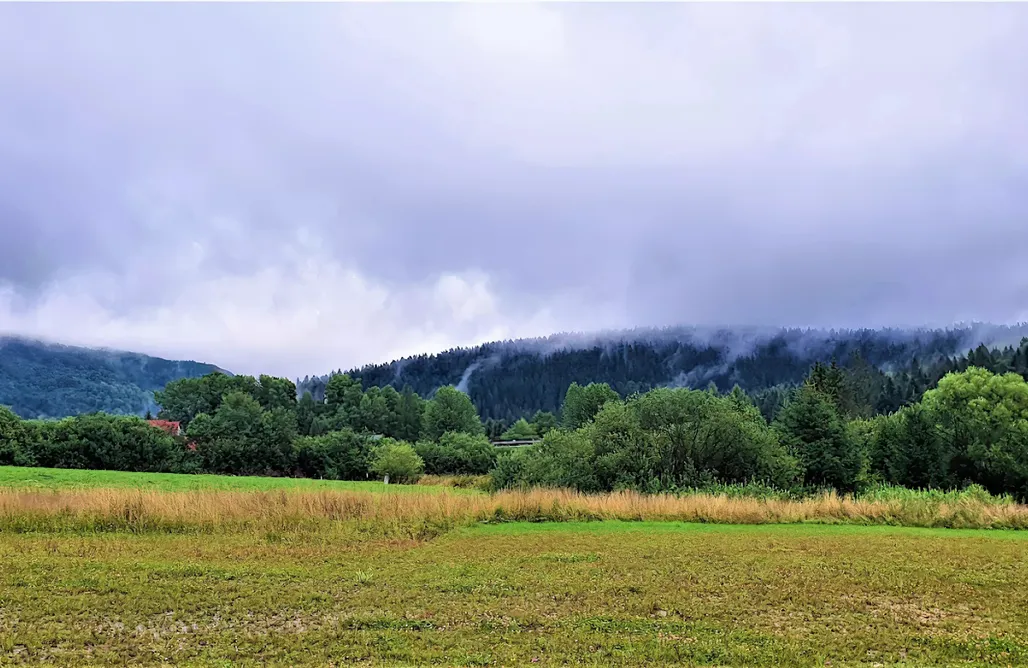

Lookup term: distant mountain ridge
[0,336,227,419]
[299,323,1028,423]
[6,323,1028,423]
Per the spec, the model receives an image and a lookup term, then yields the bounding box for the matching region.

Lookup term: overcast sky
[2,3,1027,377]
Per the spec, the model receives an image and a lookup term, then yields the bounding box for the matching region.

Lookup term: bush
[415,431,496,475]
[634,388,800,489]
[489,448,530,491]
[922,368,1028,500]
[492,388,801,494]
[20,413,182,472]
[370,439,424,484]
[508,429,600,492]
[499,418,538,441]
[294,429,374,480]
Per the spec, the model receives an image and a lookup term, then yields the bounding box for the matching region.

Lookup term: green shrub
[17,413,182,472]
[294,429,374,480]
[370,439,424,484]
[415,431,496,475]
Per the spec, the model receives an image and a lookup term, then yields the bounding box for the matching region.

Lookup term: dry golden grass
[2,485,1028,535]
[417,473,492,490]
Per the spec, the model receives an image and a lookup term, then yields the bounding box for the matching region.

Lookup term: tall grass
[2,485,1027,536]
[417,474,492,491]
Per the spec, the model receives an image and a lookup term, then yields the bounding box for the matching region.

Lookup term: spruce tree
[775,381,862,491]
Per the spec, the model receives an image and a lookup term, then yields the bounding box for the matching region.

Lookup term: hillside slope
[300,324,1028,422]
[0,337,226,419]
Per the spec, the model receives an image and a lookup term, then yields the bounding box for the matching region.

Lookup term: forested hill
[0,337,226,419]
[298,325,1028,424]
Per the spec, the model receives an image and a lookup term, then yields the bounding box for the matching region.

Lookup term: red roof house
[147,420,183,437]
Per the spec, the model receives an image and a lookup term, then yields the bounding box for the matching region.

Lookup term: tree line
[2,337,1028,500]
[495,363,1028,501]
[0,370,553,484]
[300,327,1028,425]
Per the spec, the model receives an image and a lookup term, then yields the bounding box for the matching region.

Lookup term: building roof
[147,419,182,435]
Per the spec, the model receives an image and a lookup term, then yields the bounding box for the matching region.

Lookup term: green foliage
[0,337,221,419]
[155,373,259,428]
[325,374,363,413]
[0,368,455,483]
[187,392,295,476]
[498,387,799,493]
[422,386,484,440]
[491,429,600,492]
[294,375,429,442]
[0,406,31,466]
[529,410,558,436]
[293,429,373,480]
[326,326,1017,425]
[296,391,319,436]
[415,431,496,475]
[921,367,1028,498]
[499,418,538,441]
[11,332,1028,502]
[561,382,619,429]
[635,388,799,489]
[369,439,424,484]
[395,386,427,442]
[775,383,862,491]
[255,375,297,412]
[20,413,182,472]
[869,404,951,489]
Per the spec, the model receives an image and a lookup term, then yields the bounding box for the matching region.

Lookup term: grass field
[1,522,1026,665]
[2,467,1027,665]
[0,466,476,495]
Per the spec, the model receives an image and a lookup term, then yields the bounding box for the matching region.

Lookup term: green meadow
[0,465,474,495]
[1,522,1026,665]
[1,467,1026,665]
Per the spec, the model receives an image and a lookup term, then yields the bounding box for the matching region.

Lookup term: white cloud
[0,235,591,378]
[2,2,1028,373]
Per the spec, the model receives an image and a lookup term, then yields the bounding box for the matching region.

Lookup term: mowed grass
[1,522,1027,666]
[0,466,477,495]
[2,469,1028,665]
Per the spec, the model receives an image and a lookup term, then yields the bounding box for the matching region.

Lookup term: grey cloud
[1,3,1028,375]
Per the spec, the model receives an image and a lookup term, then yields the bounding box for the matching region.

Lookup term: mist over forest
[297,323,1028,425]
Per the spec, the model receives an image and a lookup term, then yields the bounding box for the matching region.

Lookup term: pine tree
[1014,341,1028,380]
[395,386,426,442]
[775,384,862,491]
[807,361,845,413]
[971,344,995,372]
[842,352,883,419]
[727,385,752,411]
